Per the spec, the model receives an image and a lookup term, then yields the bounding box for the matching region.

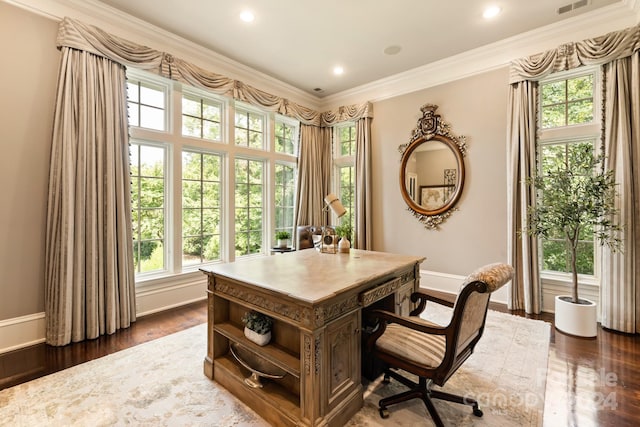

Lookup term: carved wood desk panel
[201,249,424,426]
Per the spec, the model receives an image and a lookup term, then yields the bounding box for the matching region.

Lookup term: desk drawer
[359,277,403,306]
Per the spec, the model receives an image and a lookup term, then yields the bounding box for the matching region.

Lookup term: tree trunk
[570,244,579,303]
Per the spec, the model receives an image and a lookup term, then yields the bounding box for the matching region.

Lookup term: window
[537,69,599,276]
[182,93,222,141]
[127,70,299,283]
[235,158,264,256]
[338,123,356,156]
[182,151,223,265]
[334,123,356,232]
[275,163,295,239]
[235,107,265,149]
[127,79,166,131]
[541,74,594,128]
[130,142,166,274]
[275,119,297,155]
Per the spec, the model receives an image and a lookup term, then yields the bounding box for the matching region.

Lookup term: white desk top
[201,249,424,304]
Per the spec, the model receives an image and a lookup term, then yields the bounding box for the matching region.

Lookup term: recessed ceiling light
[483,6,501,19]
[240,10,255,22]
[333,66,344,75]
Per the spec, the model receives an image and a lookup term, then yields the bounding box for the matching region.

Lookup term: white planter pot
[554,295,597,338]
[244,327,271,346]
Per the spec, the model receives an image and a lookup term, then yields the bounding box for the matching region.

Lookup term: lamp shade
[324,193,346,218]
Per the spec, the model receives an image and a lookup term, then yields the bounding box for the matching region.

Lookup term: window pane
[567,99,593,125]
[542,239,568,272]
[235,158,263,256]
[567,75,593,100]
[182,115,202,138]
[203,121,220,140]
[181,151,223,266]
[182,96,201,116]
[235,109,264,149]
[140,105,165,130]
[541,104,565,128]
[576,241,594,275]
[140,85,164,108]
[128,102,139,127]
[541,80,565,105]
[138,241,164,273]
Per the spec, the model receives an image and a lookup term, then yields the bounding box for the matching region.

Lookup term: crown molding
[4,0,323,111]
[6,0,639,113]
[321,1,640,109]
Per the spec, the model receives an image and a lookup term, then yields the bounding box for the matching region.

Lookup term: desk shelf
[214,322,300,379]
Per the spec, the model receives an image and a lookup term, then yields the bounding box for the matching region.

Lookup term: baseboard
[419,269,510,306]
[0,313,46,355]
[0,275,207,354]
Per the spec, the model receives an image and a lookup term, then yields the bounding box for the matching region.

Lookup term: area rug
[0,305,550,426]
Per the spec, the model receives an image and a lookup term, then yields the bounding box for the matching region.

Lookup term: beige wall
[0,2,59,320]
[0,1,511,321]
[371,67,510,276]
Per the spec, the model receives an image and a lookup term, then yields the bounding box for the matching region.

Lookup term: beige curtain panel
[508,24,640,332]
[56,17,372,126]
[45,47,136,346]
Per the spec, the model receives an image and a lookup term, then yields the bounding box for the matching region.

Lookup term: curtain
[508,23,640,331]
[355,118,373,250]
[45,47,135,346]
[295,125,332,228]
[506,81,541,313]
[600,51,640,333]
[56,17,372,126]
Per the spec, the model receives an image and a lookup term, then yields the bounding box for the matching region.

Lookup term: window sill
[540,271,599,288]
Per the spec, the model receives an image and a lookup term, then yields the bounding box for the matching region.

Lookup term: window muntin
[182,151,223,266]
[275,163,296,241]
[540,74,594,129]
[275,119,297,155]
[130,142,166,274]
[235,108,265,149]
[182,94,222,141]
[127,80,166,131]
[235,158,264,256]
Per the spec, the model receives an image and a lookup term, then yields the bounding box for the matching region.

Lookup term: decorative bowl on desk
[229,342,287,388]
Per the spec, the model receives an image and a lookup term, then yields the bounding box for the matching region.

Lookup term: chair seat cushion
[375,318,446,368]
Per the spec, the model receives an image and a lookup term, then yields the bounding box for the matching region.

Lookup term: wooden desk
[200,249,424,426]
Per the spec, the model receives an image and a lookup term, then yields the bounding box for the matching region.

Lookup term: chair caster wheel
[473,408,483,417]
[379,408,389,419]
[382,374,390,384]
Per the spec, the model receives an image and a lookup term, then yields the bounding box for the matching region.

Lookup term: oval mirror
[399,104,467,229]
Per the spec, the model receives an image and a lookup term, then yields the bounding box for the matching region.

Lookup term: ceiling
[95,0,623,97]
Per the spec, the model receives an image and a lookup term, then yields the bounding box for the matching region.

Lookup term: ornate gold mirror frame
[398,104,467,229]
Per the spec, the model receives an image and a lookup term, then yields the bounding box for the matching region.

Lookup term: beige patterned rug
[0,305,550,426]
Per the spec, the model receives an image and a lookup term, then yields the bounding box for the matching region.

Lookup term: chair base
[378,370,483,427]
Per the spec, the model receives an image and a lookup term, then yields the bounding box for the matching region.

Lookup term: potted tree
[241,310,273,346]
[524,147,622,337]
[275,230,291,248]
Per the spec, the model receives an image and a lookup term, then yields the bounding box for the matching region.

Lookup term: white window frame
[332,123,356,226]
[181,87,225,143]
[536,66,601,291]
[127,70,300,290]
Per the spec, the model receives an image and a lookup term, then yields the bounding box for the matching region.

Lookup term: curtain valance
[57,17,372,126]
[509,23,640,83]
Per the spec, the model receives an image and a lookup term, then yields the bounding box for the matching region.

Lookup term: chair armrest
[410,289,454,316]
[366,308,448,351]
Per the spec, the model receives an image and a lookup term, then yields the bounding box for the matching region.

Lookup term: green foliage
[241,311,273,334]
[335,217,353,241]
[275,230,290,240]
[524,144,623,302]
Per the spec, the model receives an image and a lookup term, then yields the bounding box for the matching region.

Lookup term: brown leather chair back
[297,226,322,250]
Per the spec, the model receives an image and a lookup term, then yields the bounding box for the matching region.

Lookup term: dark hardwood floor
[1,296,638,426]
